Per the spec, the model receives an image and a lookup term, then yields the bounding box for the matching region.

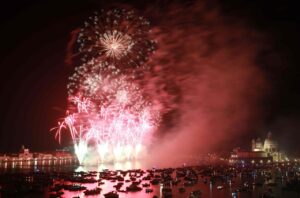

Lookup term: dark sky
[0,0,299,154]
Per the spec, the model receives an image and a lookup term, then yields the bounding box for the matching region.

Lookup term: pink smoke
[141,2,269,166]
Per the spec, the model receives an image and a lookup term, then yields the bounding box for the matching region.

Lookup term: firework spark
[55,9,160,164]
[99,30,134,59]
[56,75,159,163]
[75,9,156,73]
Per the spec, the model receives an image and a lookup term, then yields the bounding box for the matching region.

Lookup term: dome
[263,132,278,151]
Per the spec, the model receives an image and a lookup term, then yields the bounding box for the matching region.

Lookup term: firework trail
[55,9,159,164]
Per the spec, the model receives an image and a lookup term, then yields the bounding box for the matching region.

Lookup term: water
[0,161,299,198]
[54,170,298,198]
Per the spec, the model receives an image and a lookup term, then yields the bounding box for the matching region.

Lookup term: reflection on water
[50,165,300,198]
[1,162,300,198]
[75,161,143,172]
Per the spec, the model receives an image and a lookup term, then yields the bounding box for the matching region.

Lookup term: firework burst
[54,9,159,164]
[100,30,134,59]
[56,76,159,163]
[75,9,156,74]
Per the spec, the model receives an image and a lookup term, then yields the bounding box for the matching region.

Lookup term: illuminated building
[0,146,78,168]
[230,132,286,164]
[251,138,264,151]
[252,132,285,162]
[229,148,272,164]
[19,145,34,159]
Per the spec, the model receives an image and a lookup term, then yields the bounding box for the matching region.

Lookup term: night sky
[0,0,299,155]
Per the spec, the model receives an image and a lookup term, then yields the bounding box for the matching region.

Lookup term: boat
[84,187,101,195]
[104,191,119,198]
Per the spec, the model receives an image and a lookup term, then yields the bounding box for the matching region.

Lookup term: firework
[75,9,156,74]
[54,9,159,164]
[56,75,159,163]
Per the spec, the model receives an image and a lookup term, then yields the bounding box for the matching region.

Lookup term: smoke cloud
[141,2,268,166]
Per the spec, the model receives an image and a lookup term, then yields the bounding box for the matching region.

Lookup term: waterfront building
[252,132,285,162]
[230,132,287,164]
[0,146,78,168]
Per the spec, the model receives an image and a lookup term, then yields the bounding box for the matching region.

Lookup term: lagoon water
[0,161,299,198]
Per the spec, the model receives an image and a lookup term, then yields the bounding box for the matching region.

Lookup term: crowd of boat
[0,163,299,197]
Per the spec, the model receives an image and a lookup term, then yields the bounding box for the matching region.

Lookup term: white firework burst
[99,30,134,59]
